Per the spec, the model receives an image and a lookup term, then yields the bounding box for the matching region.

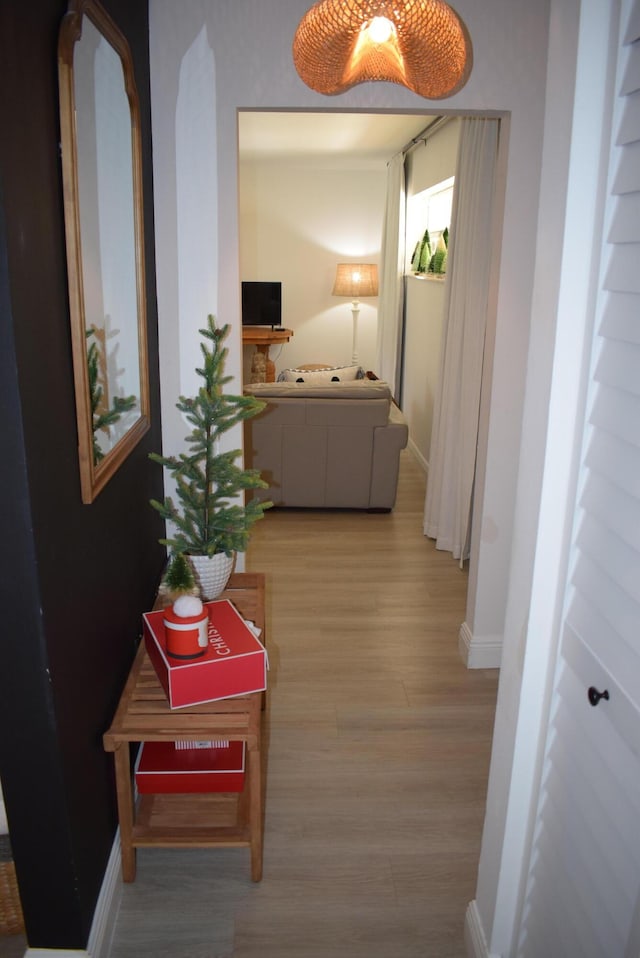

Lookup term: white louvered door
[517,1,640,956]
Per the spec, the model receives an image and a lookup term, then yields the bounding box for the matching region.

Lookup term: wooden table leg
[248,741,262,882]
[113,743,137,882]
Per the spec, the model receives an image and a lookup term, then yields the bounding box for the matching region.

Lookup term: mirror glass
[58,0,150,503]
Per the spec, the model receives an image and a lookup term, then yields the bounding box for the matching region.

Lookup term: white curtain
[376,151,405,396]
[423,117,499,561]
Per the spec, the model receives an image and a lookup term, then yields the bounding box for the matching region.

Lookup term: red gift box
[143,599,267,708]
[135,740,245,793]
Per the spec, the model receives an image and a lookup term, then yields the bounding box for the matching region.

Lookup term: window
[406,176,454,276]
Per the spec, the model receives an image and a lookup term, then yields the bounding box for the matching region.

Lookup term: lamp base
[351,301,360,365]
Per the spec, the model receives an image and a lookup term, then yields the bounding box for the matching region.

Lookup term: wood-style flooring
[105,450,499,958]
[0,450,499,958]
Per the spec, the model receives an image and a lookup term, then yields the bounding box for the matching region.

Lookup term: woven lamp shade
[293,0,472,100]
[332,264,379,299]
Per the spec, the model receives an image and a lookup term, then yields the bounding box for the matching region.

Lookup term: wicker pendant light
[293,0,472,100]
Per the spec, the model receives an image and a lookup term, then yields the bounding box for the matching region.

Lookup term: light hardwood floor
[104,449,499,958]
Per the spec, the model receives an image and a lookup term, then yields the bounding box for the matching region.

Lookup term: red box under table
[135,740,245,793]
[143,599,267,708]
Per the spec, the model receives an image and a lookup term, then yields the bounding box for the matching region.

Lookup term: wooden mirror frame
[58,0,150,503]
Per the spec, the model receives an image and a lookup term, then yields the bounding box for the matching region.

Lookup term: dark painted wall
[0,0,165,948]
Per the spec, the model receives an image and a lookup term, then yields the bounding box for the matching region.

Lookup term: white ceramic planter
[189,552,235,600]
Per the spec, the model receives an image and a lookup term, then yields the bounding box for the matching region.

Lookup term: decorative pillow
[278,364,364,384]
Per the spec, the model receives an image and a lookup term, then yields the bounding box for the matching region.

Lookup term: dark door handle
[588,686,610,707]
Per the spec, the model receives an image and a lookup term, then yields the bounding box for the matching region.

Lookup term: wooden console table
[103,573,266,882]
[242,326,293,382]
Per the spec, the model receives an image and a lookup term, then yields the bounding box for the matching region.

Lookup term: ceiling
[238,111,439,163]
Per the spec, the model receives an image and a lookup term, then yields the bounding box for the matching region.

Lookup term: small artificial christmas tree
[149,314,271,558]
[428,227,449,275]
[412,228,432,274]
[160,551,198,602]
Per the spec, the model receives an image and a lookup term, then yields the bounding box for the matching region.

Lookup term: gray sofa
[243,380,408,510]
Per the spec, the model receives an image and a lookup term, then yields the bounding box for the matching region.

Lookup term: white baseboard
[25,951,88,957]
[406,437,428,475]
[86,832,122,958]
[464,901,492,957]
[459,622,503,669]
[25,832,122,958]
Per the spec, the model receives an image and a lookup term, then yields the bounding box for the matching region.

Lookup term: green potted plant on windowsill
[150,314,272,599]
[411,227,432,274]
[428,227,449,276]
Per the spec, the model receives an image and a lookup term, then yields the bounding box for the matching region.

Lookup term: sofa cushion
[278,364,363,384]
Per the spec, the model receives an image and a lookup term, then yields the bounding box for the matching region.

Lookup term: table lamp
[332,263,378,364]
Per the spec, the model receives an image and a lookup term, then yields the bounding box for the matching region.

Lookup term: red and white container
[143,599,268,708]
[135,740,245,793]
[163,603,209,660]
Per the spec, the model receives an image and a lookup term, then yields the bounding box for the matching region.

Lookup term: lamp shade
[293,0,472,101]
[332,263,379,299]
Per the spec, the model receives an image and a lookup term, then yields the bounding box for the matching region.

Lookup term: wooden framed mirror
[58,0,150,503]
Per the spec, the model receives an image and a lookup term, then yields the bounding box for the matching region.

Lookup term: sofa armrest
[370,406,409,509]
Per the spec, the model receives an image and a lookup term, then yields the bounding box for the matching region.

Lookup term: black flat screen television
[241,281,282,327]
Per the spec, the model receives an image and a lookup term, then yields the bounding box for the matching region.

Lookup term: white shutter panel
[518,1,640,955]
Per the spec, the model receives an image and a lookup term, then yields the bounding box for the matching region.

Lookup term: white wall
[149,2,218,468]
[407,117,461,195]
[470,0,592,952]
[402,119,460,469]
[403,277,446,469]
[238,155,385,377]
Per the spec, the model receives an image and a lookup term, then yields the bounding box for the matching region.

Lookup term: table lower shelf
[133,792,251,849]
